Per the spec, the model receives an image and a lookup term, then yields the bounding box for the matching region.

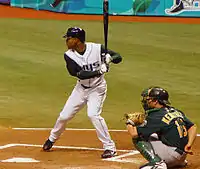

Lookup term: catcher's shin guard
[132,138,162,163]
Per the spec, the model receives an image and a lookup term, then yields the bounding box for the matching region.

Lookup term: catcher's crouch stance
[125,87,197,169]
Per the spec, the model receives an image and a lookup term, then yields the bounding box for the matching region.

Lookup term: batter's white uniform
[48,42,116,152]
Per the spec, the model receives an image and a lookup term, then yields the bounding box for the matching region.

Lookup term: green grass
[0,18,200,131]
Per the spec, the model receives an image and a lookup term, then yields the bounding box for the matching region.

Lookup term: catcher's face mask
[141,97,153,111]
[141,88,154,111]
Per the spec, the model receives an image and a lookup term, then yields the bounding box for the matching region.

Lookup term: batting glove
[99,63,108,74]
[105,53,113,64]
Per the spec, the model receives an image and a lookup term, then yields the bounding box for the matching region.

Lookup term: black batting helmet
[141,86,170,105]
[63,27,85,42]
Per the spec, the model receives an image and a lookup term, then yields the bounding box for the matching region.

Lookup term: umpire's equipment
[63,27,85,42]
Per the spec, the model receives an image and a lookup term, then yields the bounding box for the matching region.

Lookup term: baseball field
[0,5,200,169]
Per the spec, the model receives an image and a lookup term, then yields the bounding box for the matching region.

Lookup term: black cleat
[43,139,54,151]
[101,150,116,158]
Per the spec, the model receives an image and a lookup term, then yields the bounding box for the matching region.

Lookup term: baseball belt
[81,84,91,89]
[175,148,185,155]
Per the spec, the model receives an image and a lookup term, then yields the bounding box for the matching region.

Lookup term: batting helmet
[141,87,170,105]
[63,27,85,42]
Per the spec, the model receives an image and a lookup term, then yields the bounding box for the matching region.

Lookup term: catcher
[124,86,197,169]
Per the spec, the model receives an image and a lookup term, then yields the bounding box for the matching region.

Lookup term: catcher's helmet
[141,87,170,105]
[63,27,85,42]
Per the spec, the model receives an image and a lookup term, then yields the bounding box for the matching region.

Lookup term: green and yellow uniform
[137,106,194,151]
[131,87,196,168]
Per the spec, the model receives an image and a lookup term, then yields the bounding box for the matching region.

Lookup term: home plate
[1,157,40,163]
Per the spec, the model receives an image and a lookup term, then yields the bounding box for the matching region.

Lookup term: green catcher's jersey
[137,107,194,151]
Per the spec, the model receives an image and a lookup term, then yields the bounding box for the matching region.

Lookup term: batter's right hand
[99,63,108,74]
[105,53,112,64]
[184,144,193,155]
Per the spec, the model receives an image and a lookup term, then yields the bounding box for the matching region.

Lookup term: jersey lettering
[175,118,188,138]
[162,111,188,138]
[161,111,184,124]
[82,61,100,71]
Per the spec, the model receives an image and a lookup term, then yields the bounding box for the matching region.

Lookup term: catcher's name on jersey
[162,110,184,125]
[65,42,104,88]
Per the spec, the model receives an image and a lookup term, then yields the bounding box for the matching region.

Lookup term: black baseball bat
[103,0,109,54]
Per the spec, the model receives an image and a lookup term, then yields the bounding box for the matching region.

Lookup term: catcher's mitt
[124,112,146,126]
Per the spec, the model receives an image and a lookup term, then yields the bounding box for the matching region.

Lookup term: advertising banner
[10,0,200,17]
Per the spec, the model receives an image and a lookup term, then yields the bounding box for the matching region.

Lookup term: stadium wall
[10,0,200,17]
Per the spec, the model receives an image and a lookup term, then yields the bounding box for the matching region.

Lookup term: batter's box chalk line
[103,151,140,163]
[0,157,40,163]
[0,143,136,153]
[0,143,140,163]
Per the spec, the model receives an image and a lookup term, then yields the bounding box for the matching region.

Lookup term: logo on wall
[165,0,200,15]
[132,0,161,15]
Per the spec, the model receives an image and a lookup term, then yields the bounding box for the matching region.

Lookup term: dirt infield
[0,4,200,169]
[0,129,142,169]
[0,129,199,169]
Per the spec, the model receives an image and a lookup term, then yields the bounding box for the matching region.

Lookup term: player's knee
[88,114,102,121]
[59,113,74,121]
[58,115,67,121]
[87,114,95,120]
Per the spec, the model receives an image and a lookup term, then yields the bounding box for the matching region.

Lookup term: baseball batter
[43,27,122,158]
[126,87,197,169]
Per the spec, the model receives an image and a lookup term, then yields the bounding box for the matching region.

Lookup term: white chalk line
[0,143,139,163]
[0,144,17,150]
[12,128,127,132]
[1,157,40,163]
[103,151,139,163]
[0,143,133,153]
[2,128,199,164]
[12,128,200,136]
